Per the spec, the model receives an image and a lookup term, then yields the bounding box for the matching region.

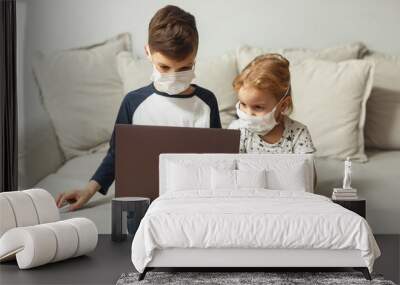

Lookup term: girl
[229,54,315,154]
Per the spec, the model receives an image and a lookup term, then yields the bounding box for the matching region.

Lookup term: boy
[56,5,221,211]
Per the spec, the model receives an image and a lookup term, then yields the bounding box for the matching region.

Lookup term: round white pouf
[24,188,60,224]
[0,225,57,269]
[0,196,17,237]
[64,218,98,257]
[0,218,98,269]
[42,221,79,262]
[0,192,39,227]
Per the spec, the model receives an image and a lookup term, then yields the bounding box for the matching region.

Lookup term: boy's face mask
[151,67,195,95]
[147,47,195,95]
[236,87,290,135]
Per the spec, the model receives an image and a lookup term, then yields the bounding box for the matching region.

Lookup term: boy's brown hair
[148,5,198,61]
[233,54,293,112]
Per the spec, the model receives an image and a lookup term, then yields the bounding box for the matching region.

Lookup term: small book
[332,194,359,200]
[333,188,357,193]
[333,193,358,197]
[333,192,358,196]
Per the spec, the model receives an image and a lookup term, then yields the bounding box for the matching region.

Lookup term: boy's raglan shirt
[91,83,221,195]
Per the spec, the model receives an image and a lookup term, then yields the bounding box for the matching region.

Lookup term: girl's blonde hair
[233,53,292,112]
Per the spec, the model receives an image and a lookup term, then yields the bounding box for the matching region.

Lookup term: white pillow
[211,168,237,190]
[236,42,366,71]
[364,51,400,149]
[267,165,307,192]
[290,59,374,161]
[238,159,309,192]
[32,33,131,159]
[116,51,239,128]
[211,168,267,190]
[237,169,267,189]
[167,163,210,191]
[166,160,235,192]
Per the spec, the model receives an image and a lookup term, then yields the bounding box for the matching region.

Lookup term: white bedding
[131,190,380,273]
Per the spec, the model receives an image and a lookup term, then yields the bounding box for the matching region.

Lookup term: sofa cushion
[32,33,131,160]
[364,51,400,149]
[290,59,374,161]
[236,42,367,71]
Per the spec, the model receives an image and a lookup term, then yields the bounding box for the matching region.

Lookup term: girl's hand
[55,181,100,211]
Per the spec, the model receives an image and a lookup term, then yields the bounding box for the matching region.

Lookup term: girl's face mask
[147,47,195,95]
[236,87,290,135]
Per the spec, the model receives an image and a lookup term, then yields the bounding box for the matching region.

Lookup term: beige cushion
[290,59,374,161]
[116,51,152,92]
[117,51,239,128]
[236,42,367,71]
[32,33,131,159]
[363,52,400,149]
[195,52,238,113]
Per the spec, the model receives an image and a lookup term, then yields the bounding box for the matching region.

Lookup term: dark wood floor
[0,235,399,285]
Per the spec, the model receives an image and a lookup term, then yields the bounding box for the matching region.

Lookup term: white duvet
[131,190,380,273]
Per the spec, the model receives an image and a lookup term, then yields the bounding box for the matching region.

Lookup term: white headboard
[159,153,315,195]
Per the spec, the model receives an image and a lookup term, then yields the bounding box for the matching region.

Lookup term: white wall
[20,0,400,55]
[17,0,400,187]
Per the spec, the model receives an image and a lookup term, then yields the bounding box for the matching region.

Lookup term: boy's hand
[55,181,100,211]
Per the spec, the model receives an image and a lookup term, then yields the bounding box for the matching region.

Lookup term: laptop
[115,125,240,199]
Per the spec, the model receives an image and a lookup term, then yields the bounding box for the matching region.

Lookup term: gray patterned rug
[116,271,396,285]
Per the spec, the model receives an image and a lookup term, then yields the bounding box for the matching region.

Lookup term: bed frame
[139,248,371,280]
[137,153,372,281]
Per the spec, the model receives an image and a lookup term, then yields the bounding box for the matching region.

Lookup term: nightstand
[111,197,150,242]
[332,198,366,218]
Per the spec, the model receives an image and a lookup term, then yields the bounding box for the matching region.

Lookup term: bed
[33,147,400,236]
[130,153,380,281]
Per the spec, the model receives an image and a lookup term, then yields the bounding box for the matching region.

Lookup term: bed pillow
[210,168,267,190]
[116,51,238,128]
[236,169,267,189]
[236,42,367,71]
[32,33,131,159]
[210,168,236,190]
[166,160,235,192]
[238,159,309,192]
[167,163,210,191]
[290,59,374,161]
[363,51,400,149]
